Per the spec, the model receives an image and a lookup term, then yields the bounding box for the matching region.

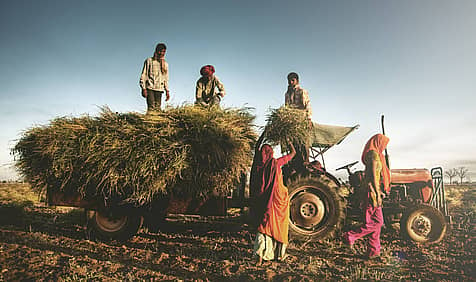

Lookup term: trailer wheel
[400,204,446,244]
[287,176,345,241]
[88,209,143,241]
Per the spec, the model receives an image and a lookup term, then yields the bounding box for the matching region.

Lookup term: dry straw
[13,106,256,205]
[262,106,312,149]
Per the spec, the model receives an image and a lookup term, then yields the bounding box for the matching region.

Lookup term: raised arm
[254,132,265,155]
[277,143,296,166]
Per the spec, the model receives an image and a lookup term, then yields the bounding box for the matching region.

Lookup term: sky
[1,0,475,183]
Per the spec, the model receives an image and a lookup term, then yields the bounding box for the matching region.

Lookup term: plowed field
[0,183,474,281]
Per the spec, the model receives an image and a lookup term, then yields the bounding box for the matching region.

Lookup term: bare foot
[278,254,289,262]
[257,256,262,266]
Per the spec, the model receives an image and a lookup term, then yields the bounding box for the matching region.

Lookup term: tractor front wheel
[400,204,446,244]
[87,209,143,241]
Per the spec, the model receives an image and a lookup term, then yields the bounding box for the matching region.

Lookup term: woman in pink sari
[343,133,390,259]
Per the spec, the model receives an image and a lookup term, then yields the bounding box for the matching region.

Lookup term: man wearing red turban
[195,65,226,106]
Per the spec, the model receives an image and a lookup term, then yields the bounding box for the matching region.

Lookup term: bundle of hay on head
[262,106,312,150]
[12,105,257,206]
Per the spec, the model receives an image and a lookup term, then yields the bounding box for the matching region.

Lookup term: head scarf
[200,65,215,77]
[249,144,278,227]
[361,133,391,192]
[260,144,274,164]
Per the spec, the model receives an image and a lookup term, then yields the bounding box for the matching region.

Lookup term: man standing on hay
[140,43,170,113]
[284,72,312,172]
[195,65,226,107]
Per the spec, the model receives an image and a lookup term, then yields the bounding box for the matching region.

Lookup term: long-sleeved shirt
[139,57,169,91]
[195,75,225,103]
[285,85,312,119]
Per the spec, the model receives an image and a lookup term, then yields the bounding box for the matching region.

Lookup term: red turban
[200,65,215,76]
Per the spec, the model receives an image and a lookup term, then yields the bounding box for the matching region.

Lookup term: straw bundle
[262,106,312,148]
[13,106,256,205]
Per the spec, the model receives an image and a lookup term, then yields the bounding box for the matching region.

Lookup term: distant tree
[445,168,457,184]
[455,167,469,185]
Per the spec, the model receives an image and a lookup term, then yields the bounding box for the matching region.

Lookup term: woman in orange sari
[250,140,295,264]
[343,133,390,259]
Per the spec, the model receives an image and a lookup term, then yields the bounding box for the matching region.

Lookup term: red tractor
[337,163,449,244]
[276,120,449,244]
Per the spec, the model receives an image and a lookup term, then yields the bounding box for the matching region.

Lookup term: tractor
[336,162,449,244]
[267,119,450,244]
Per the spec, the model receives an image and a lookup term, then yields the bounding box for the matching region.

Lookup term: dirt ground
[0,183,474,281]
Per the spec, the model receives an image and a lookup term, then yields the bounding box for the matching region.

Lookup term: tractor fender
[322,171,342,188]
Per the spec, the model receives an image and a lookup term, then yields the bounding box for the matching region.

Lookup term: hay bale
[262,106,312,148]
[12,106,256,205]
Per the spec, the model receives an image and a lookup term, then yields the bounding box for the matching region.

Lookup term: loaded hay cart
[13,106,257,241]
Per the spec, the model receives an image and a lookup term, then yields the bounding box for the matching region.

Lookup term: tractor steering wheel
[335,161,359,172]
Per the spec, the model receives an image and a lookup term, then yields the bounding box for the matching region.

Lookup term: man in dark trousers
[139,43,170,113]
[284,72,312,173]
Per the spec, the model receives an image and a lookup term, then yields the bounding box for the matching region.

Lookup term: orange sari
[250,145,293,244]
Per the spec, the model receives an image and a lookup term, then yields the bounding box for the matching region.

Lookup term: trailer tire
[400,204,446,244]
[287,176,345,241]
[87,209,143,241]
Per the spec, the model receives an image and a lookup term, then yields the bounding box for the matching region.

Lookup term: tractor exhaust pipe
[381,115,390,169]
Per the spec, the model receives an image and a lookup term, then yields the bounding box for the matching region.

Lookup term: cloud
[0,165,18,181]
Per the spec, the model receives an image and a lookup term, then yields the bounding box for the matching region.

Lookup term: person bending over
[195,65,225,107]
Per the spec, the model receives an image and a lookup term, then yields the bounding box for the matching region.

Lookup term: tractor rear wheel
[287,176,345,241]
[87,209,143,241]
[400,204,446,244]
